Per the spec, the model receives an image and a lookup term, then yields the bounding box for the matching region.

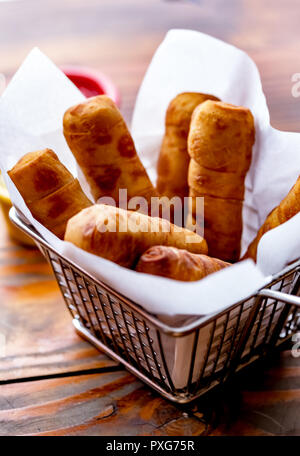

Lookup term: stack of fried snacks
[8,93,274,284]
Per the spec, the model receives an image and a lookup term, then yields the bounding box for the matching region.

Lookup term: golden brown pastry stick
[8,148,73,204]
[135,246,229,281]
[63,95,157,209]
[244,175,300,261]
[187,101,255,262]
[8,149,92,239]
[64,204,208,268]
[28,179,92,238]
[157,92,220,206]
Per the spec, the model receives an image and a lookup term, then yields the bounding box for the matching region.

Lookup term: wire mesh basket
[9,207,300,403]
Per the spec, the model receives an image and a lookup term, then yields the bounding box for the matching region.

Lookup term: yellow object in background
[0,172,35,247]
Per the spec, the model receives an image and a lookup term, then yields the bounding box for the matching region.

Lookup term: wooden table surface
[1,0,300,436]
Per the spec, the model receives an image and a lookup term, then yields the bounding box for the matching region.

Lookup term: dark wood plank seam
[0,364,124,386]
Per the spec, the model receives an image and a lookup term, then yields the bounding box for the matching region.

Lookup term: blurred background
[0,0,300,130]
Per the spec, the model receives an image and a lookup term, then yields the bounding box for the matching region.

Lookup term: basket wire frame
[9,207,300,403]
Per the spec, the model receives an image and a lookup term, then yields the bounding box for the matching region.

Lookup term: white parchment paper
[1,30,299,318]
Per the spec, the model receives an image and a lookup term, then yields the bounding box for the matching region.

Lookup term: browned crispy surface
[245,175,300,261]
[64,204,208,268]
[157,92,220,209]
[8,149,92,238]
[8,148,73,204]
[187,100,255,262]
[136,245,229,281]
[63,95,157,209]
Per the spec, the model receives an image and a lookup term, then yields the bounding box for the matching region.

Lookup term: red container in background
[61,65,120,106]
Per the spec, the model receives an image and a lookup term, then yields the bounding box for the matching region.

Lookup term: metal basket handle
[258,287,300,350]
[258,288,300,307]
[222,287,300,383]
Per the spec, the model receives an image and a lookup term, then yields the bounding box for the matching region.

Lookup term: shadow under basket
[9,207,300,404]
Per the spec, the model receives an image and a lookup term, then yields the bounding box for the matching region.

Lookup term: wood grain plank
[0,210,118,382]
[0,348,299,436]
[0,371,206,436]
